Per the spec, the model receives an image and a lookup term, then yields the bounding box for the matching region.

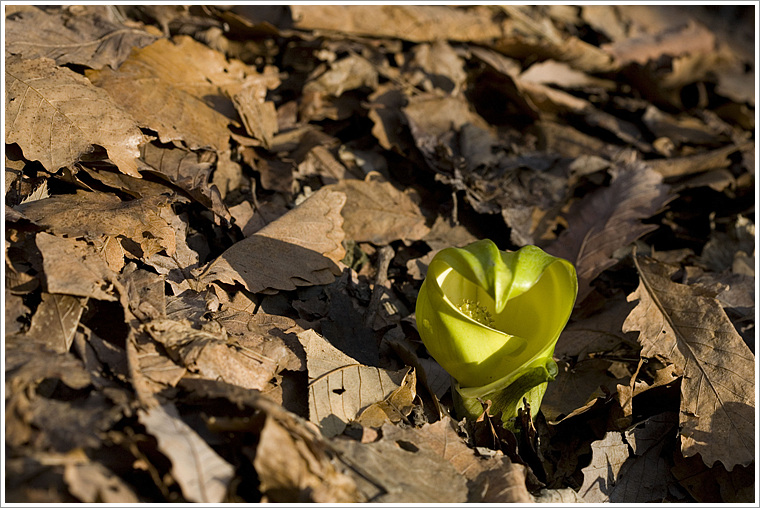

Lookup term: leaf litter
[4,4,755,503]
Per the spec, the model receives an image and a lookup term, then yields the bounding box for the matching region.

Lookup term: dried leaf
[304,53,378,97]
[199,187,345,294]
[126,327,186,407]
[555,296,639,359]
[232,83,278,148]
[16,191,177,261]
[408,40,468,94]
[671,448,755,503]
[5,289,29,334]
[544,162,673,302]
[139,143,230,222]
[64,461,139,503]
[24,293,87,354]
[579,431,630,502]
[27,391,123,452]
[297,329,408,437]
[623,254,755,470]
[331,433,469,503]
[86,36,239,151]
[609,412,679,502]
[253,415,361,503]
[144,318,284,392]
[355,368,417,428]
[542,358,630,424]
[5,8,158,70]
[291,5,508,42]
[35,232,117,301]
[122,265,167,322]
[380,417,533,502]
[646,142,752,179]
[519,59,616,90]
[214,310,303,372]
[602,20,716,65]
[5,55,145,176]
[616,362,680,421]
[329,175,430,245]
[138,403,234,502]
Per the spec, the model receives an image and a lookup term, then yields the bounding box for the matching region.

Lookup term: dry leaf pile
[4,4,756,503]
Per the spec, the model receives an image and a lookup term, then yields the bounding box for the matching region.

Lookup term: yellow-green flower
[415,239,577,426]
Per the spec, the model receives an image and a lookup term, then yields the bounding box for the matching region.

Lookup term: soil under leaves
[4,4,756,503]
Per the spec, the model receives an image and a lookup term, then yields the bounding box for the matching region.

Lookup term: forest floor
[4,4,757,503]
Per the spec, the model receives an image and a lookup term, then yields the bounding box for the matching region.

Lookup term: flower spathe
[415,239,577,426]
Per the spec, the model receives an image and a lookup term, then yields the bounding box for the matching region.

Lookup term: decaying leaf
[328,174,430,245]
[623,254,755,470]
[213,309,304,372]
[304,53,378,97]
[5,55,145,176]
[545,161,674,302]
[555,296,639,359]
[138,403,234,502]
[297,329,409,438]
[4,4,754,503]
[232,82,279,148]
[126,327,186,407]
[199,187,345,294]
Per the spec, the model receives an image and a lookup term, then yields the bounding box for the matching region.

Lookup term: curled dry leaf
[5,55,145,176]
[623,254,755,470]
[138,403,234,503]
[200,187,345,294]
[355,368,417,428]
[544,162,674,302]
[139,142,230,222]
